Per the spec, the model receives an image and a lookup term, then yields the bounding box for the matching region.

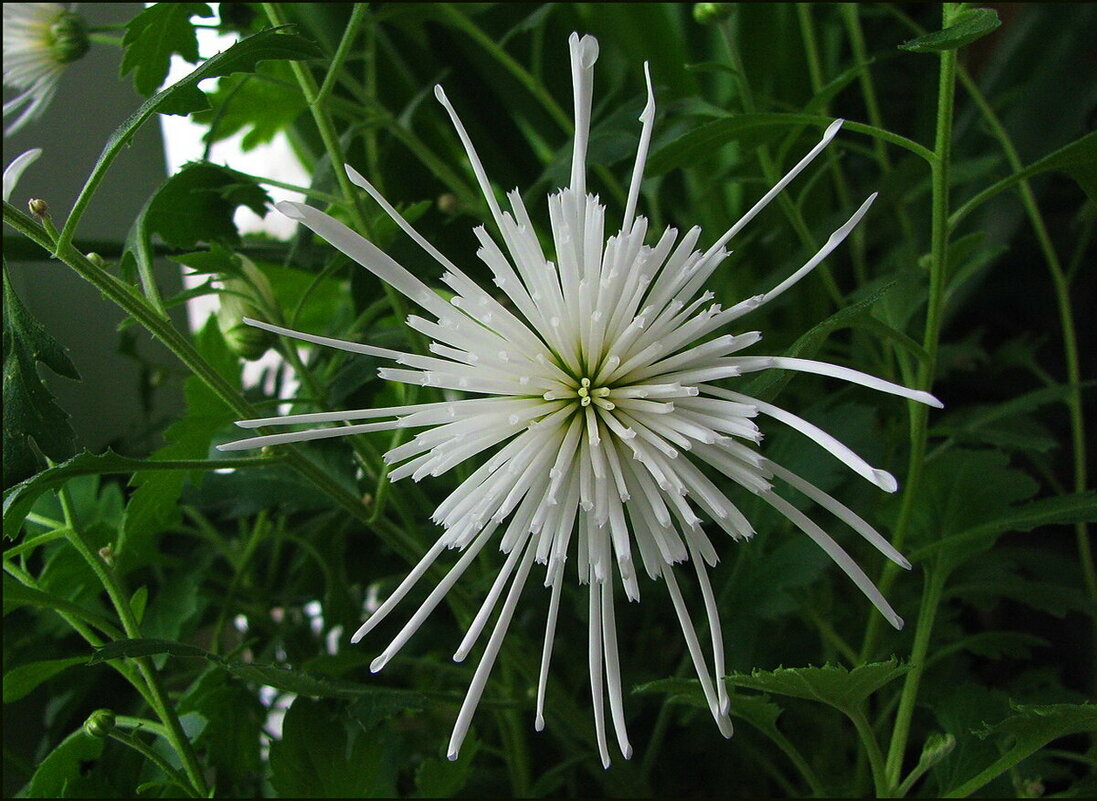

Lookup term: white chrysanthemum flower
[221,34,940,766]
[3,3,88,135]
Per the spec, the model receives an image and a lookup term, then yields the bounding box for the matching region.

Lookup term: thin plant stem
[719,16,846,309]
[55,484,209,798]
[315,3,368,107]
[850,707,890,798]
[950,66,1093,603]
[858,3,958,664]
[884,563,948,791]
[106,729,200,798]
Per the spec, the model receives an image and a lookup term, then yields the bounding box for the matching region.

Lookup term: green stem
[884,565,948,792]
[720,17,845,309]
[850,707,890,798]
[106,729,199,798]
[56,485,208,798]
[315,3,368,107]
[950,67,1092,603]
[859,4,957,663]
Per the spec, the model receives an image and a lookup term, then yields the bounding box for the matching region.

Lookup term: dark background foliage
[3,3,1095,798]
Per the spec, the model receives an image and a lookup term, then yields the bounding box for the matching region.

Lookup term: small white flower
[221,34,940,766]
[3,3,88,135]
[3,147,42,202]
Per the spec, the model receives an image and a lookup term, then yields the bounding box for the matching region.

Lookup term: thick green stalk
[850,707,890,798]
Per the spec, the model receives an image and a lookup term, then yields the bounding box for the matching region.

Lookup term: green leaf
[120,3,213,96]
[179,669,265,786]
[87,637,430,703]
[3,656,87,703]
[2,266,80,488]
[911,491,1097,562]
[269,698,399,798]
[2,447,278,537]
[144,162,270,250]
[24,728,106,798]
[192,62,308,150]
[899,8,1002,53]
[647,113,934,177]
[415,737,479,798]
[944,704,1097,797]
[743,280,898,402]
[122,317,237,564]
[724,659,911,715]
[89,638,211,663]
[904,449,1039,564]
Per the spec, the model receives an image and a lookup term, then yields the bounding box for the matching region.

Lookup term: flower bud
[86,252,106,268]
[28,198,49,219]
[693,3,735,24]
[49,11,90,65]
[217,256,278,361]
[84,709,116,738]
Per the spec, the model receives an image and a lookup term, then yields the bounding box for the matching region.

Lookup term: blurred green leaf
[2,266,80,489]
[3,656,88,703]
[414,737,479,798]
[898,8,1001,53]
[179,669,265,788]
[269,698,399,798]
[2,447,277,536]
[122,317,237,567]
[120,2,213,96]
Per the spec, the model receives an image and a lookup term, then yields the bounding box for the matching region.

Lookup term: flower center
[574,377,614,410]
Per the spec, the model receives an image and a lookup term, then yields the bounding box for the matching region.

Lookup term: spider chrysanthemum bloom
[221,34,940,766]
[3,3,88,135]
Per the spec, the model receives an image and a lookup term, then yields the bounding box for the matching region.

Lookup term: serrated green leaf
[944,704,1097,797]
[193,62,308,150]
[3,656,88,703]
[120,3,213,96]
[724,659,911,714]
[179,669,265,785]
[2,266,80,488]
[899,8,1001,53]
[144,162,270,250]
[904,449,1039,565]
[912,491,1097,562]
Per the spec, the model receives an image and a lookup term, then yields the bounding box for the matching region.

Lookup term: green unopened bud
[49,11,90,65]
[28,198,49,219]
[86,252,106,268]
[217,256,278,360]
[84,709,116,738]
[693,3,735,25]
[917,732,956,770]
[98,545,114,566]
